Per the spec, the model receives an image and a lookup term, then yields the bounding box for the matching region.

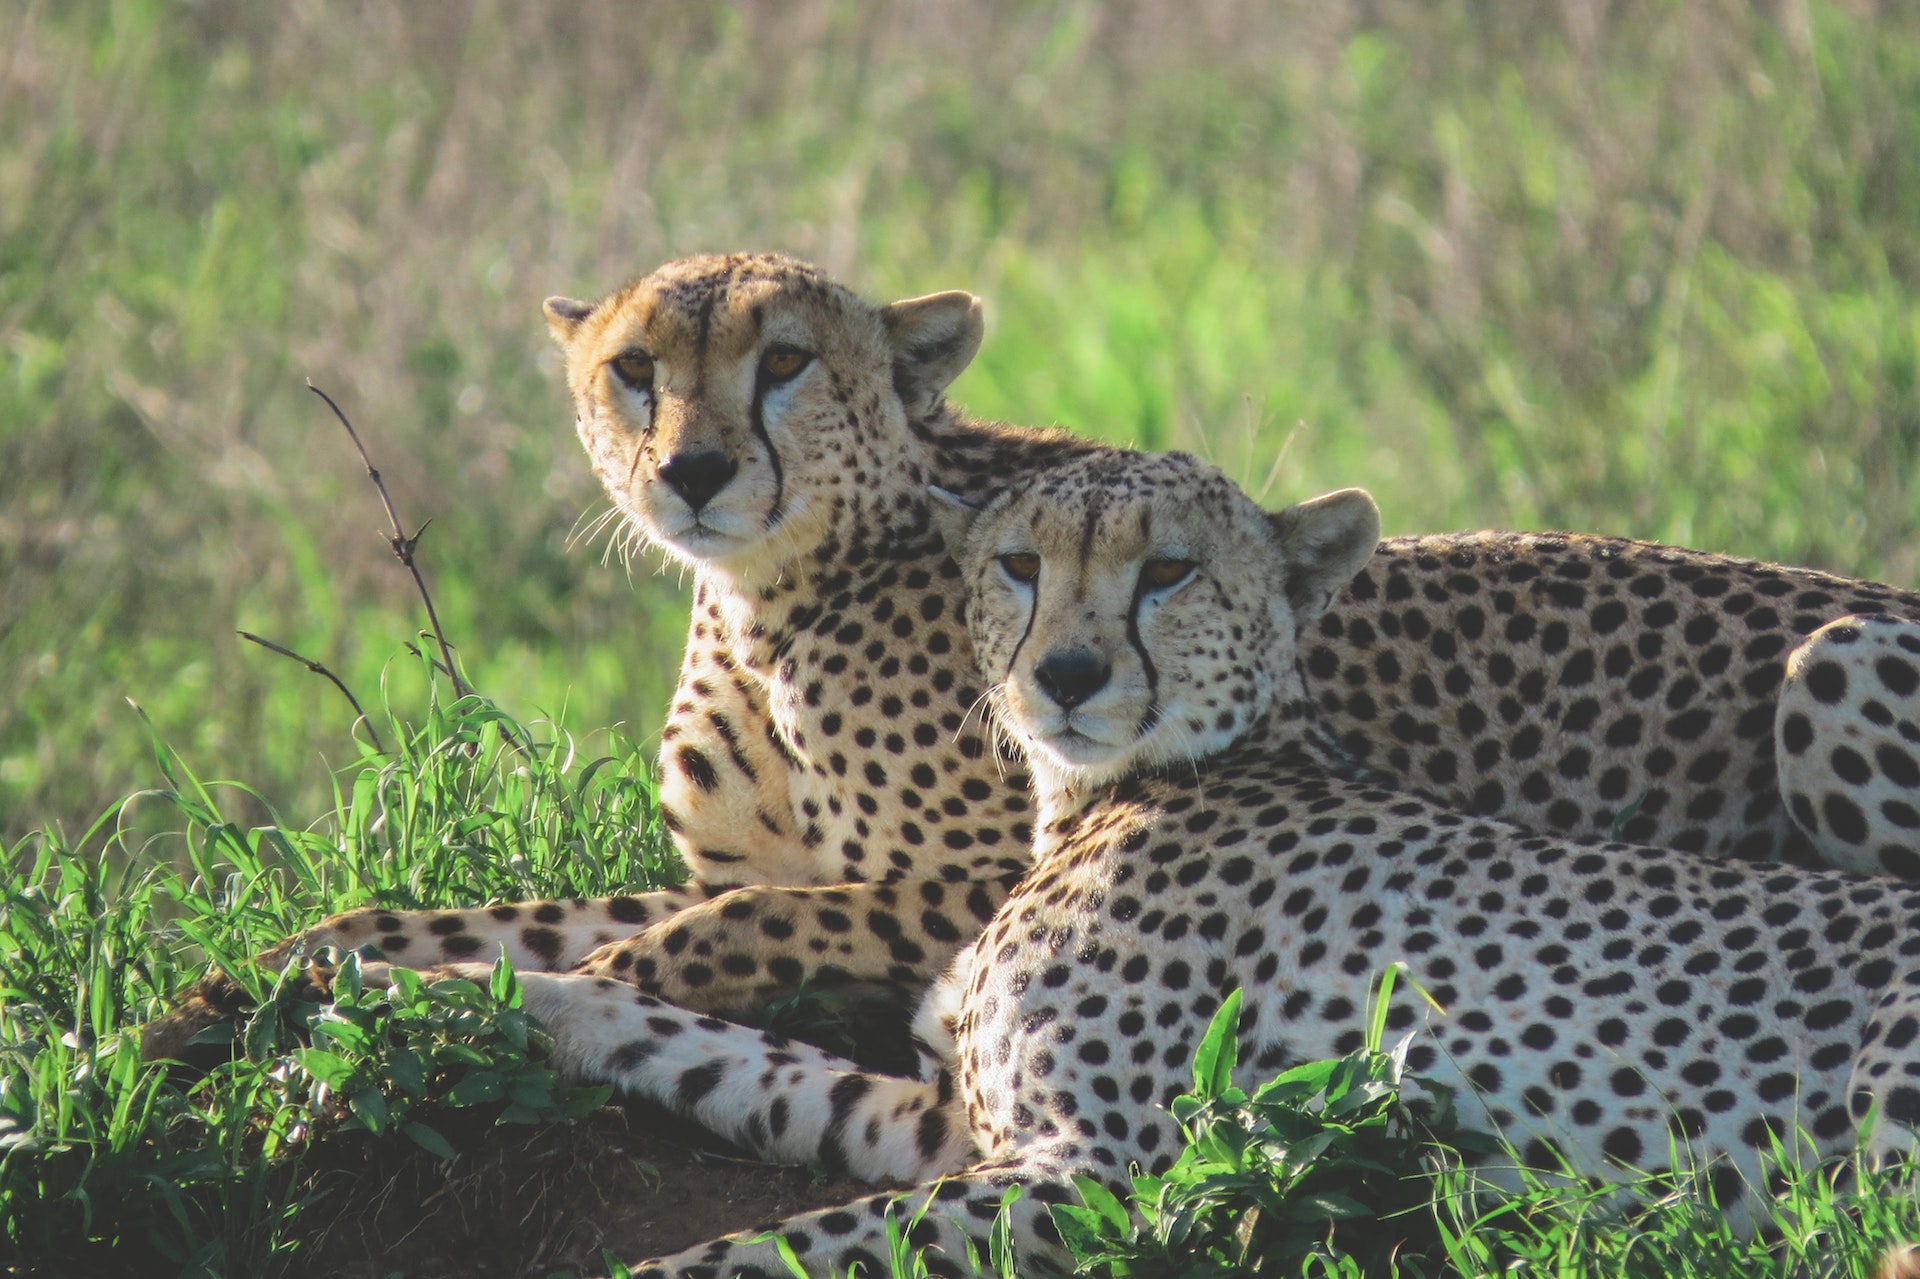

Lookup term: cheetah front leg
[374,961,978,1185]
[1777,616,1920,879]
[138,891,700,1064]
[571,876,1015,1017]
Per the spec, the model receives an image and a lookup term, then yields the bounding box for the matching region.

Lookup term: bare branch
[307,381,471,697]
[238,631,386,754]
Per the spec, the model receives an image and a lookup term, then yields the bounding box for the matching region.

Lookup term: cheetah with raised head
[145,254,1097,1040]
[608,450,1920,1277]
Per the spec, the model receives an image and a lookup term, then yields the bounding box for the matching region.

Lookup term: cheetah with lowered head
[607,450,1920,1277]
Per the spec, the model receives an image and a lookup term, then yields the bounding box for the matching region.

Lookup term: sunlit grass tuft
[0,655,670,1274]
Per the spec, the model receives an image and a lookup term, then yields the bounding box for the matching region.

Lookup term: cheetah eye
[999,553,1041,584]
[761,346,813,382]
[610,351,655,389]
[1140,558,1195,591]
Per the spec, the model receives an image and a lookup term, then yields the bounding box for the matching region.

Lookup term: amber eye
[761,346,812,381]
[610,351,654,388]
[999,553,1041,584]
[1140,558,1196,590]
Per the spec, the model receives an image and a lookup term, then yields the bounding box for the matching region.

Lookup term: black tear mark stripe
[1126,544,1162,736]
[751,359,789,526]
[1006,562,1041,688]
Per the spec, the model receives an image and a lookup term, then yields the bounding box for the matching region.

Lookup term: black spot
[677,746,720,792]
[1823,793,1870,845]
[520,927,562,965]
[1878,655,1920,698]
[675,1062,724,1105]
[1602,1126,1643,1165]
[1804,661,1848,705]
[1779,712,1814,756]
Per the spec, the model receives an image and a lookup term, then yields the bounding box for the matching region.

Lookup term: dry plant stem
[307,380,470,698]
[237,630,387,755]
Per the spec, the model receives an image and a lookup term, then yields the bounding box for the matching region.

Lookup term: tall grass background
[5,0,1919,844]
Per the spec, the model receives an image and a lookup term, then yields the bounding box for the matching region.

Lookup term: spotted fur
[616,451,1920,1277]
[1778,614,1920,877]
[1309,534,1920,868]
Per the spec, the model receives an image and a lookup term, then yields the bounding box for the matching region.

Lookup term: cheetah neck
[1027,671,1339,853]
[700,408,962,676]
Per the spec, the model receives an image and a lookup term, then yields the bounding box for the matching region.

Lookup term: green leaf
[1073,1173,1132,1235]
[292,1048,355,1088]
[1191,987,1243,1097]
[554,1083,613,1117]
[1282,1191,1370,1221]
[988,1184,1023,1279]
[336,950,364,1003]
[1364,965,1399,1054]
[312,1014,371,1054]
[489,953,520,1006]
[389,966,424,1004]
[428,977,488,1003]
[382,1053,427,1096]
[348,1086,390,1134]
[1048,1204,1114,1261]
[435,1043,492,1068]
[507,1076,555,1109]
[241,1006,280,1062]
[184,1020,238,1048]
[444,1071,503,1106]
[402,1121,456,1159]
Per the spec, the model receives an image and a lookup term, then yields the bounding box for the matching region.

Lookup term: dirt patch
[278,1102,896,1278]
[278,995,922,1278]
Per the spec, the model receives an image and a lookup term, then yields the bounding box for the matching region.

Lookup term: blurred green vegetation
[5,0,1919,842]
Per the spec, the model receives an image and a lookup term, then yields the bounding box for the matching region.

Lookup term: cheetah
[142,254,1097,1057]
[600,450,1920,1276]
[163,255,1920,1025]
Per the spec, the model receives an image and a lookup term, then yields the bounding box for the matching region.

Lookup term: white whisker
[568,504,624,553]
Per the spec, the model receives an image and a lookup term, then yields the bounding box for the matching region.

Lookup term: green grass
[0,654,674,1275]
[8,1,1920,841]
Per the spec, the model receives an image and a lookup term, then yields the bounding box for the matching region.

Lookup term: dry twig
[237,630,387,754]
[307,380,471,697]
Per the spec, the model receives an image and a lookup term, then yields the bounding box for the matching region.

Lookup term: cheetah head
[545,253,982,586]
[934,450,1378,791]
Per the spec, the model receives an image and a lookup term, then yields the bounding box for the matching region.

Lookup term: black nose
[658,450,738,513]
[1032,649,1112,710]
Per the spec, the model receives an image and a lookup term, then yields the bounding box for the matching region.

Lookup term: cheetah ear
[1268,488,1380,627]
[881,291,984,417]
[543,296,595,342]
[927,485,987,556]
